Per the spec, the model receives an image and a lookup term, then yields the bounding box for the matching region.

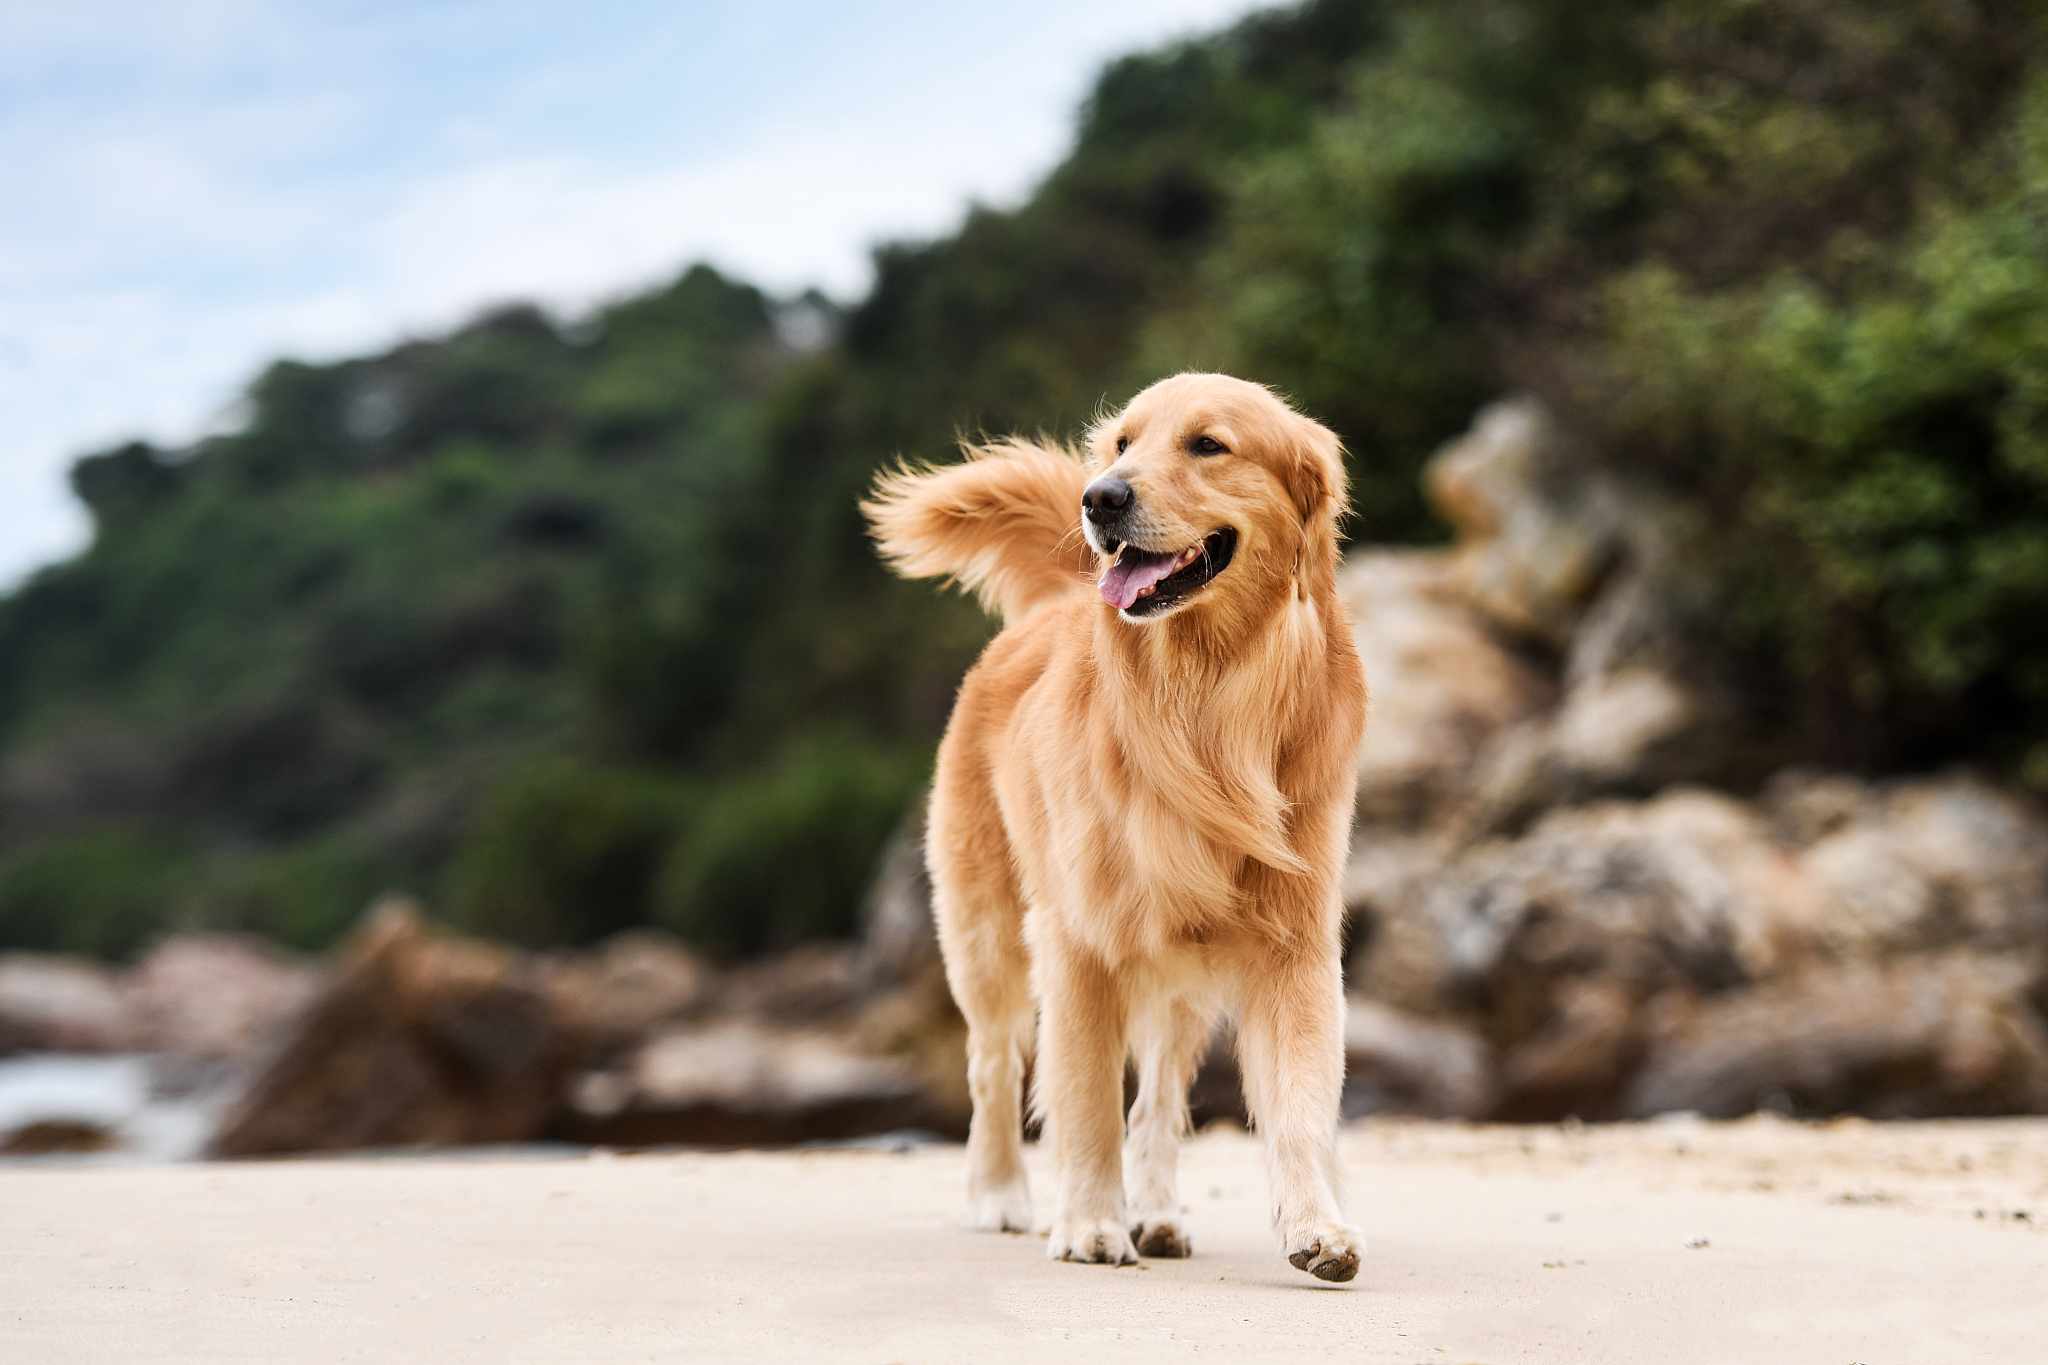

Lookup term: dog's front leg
[1238,939,1363,1283]
[1123,999,1208,1257]
[1032,932,1137,1266]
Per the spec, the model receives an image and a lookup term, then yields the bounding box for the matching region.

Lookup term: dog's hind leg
[1123,997,1210,1258]
[1237,938,1364,1283]
[930,872,1035,1233]
[927,746,1037,1235]
[957,971,1035,1233]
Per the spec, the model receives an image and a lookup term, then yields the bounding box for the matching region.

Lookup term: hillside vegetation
[4,0,2045,959]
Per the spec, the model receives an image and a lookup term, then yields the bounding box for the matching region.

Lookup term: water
[0,1053,227,1162]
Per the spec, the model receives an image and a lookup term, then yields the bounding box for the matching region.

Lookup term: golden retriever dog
[863,373,1368,1281]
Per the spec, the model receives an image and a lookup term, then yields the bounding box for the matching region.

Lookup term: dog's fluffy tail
[863,439,1095,620]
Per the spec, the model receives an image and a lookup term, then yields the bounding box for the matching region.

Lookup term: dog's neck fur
[1090,538,1344,879]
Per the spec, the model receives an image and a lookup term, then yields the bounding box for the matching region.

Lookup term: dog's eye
[1190,435,1227,456]
[1115,436,1129,454]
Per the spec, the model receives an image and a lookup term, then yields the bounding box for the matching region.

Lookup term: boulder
[1345,773,2048,1120]
[1342,997,1493,1118]
[209,899,581,1156]
[556,1019,943,1147]
[1340,552,1552,827]
[856,800,939,986]
[1626,952,2048,1119]
[532,930,708,1056]
[0,955,135,1053]
[1424,397,1622,648]
[125,935,316,1060]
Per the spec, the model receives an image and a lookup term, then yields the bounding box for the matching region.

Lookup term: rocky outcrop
[1341,553,1552,828]
[1331,398,2048,1123]
[532,930,708,1057]
[1624,951,2048,1120]
[0,935,311,1058]
[1340,403,2048,1120]
[557,1020,939,1147]
[1348,773,2048,1121]
[126,936,318,1059]
[0,955,135,1053]
[209,899,580,1156]
[205,900,969,1156]
[1394,399,1761,839]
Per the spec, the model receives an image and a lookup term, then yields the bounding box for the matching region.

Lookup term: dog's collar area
[1104,527,1236,617]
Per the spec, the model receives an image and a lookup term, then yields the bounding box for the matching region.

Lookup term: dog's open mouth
[1098,528,1237,615]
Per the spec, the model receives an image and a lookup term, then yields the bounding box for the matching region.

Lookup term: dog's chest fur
[986,599,1346,967]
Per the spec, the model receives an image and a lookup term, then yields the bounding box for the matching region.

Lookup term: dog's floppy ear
[1287,416,1348,530]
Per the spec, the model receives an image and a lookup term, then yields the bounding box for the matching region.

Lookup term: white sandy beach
[3,1115,2044,1364]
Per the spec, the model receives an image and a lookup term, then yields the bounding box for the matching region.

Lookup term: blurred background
[4,0,2048,1158]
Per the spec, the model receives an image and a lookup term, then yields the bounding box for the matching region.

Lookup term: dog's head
[1082,374,1346,622]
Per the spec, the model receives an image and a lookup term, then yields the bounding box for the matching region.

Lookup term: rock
[1787,773,2048,959]
[1546,667,1700,787]
[125,936,316,1060]
[556,1018,949,1147]
[1626,952,2048,1119]
[533,930,707,1056]
[1425,397,1623,648]
[856,800,939,986]
[712,942,867,1022]
[0,1119,118,1155]
[1453,578,1746,833]
[209,899,581,1156]
[1340,553,1553,826]
[1346,771,2048,1121]
[1348,787,1783,1027]
[0,955,135,1053]
[1342,997,1493,1118]
[1490,977,1643,1121]
[1389,398,1756,829]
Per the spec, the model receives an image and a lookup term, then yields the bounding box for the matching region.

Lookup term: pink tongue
[1099,551,1180,610]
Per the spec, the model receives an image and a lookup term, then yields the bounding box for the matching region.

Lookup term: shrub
[653,737,923,957]
[0,827,196,959]
[446,762,691,947]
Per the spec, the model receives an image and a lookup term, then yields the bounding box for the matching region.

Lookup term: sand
[3,1114,2044,1364]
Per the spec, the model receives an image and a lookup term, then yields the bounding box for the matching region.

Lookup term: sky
[0,0,1264,589]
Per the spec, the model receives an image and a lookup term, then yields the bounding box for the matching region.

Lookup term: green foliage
[653,737,925,957]
[1592,168,2048,760]
[0,827,196,960]
[201,833,404,953]
[448,762,691,948]
[1536,2,2048,765]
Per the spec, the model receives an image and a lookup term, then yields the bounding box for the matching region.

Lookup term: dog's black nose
[1083,477,1133,522]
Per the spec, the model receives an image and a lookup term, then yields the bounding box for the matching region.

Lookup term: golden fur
[864,374,1369,1280]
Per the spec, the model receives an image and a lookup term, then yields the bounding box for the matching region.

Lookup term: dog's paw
[1130,1217,1192,1259]
[1283,1221,1364,1283]
[967,1180,1034,1234]
[1048,1218,1139,1266]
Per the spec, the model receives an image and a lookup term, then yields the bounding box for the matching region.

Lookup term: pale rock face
[1340,552,1551,827]
[0,956,135,1053]
[125,936,315,1059]
[1341,997,1491,1119]
[1344,773,2048,1120]
[1548,667,1697,784]
[1624,951,2048,1119]
[1425,397,1620,648]
[533,930,708,1051]
[624,1022,917,1113]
